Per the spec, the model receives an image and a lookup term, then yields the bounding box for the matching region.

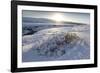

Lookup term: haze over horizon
[22,10,90,24]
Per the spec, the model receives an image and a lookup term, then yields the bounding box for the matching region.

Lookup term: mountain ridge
[22,17,88,25]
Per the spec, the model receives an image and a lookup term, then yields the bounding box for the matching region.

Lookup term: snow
[22,25,90,62]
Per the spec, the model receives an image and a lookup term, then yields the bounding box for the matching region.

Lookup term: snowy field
[22,23,90,62]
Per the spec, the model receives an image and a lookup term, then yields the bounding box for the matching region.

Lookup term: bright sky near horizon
[22,10,90,24]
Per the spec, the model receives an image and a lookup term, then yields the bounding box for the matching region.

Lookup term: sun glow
[50,13,65,22]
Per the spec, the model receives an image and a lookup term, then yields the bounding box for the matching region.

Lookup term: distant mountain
[22,17,88,25]
[22,17,55,23]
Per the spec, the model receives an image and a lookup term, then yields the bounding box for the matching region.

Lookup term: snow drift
[22,25,90,62]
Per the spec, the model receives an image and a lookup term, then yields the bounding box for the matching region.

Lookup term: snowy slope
[22,25,90,62]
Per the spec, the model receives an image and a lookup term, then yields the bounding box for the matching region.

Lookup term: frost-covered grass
[22,25,90,62]
[64,32,80,44]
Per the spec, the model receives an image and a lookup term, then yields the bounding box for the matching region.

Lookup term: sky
[22,10,90,24]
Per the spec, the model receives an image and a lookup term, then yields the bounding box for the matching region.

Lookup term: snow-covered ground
[22,25,90,62]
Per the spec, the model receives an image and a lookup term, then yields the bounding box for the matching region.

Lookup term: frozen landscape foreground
[22,25,90,62]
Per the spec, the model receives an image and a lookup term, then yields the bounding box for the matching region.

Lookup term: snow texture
[22,24,90,62]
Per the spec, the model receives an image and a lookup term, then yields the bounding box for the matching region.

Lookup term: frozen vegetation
[22,22,90,62]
